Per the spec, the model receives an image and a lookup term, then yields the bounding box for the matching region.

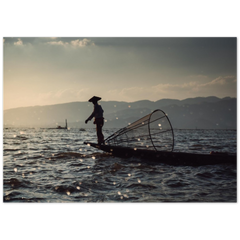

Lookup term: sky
[3,37,236,110]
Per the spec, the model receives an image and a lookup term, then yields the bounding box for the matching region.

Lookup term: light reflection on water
[3,128,236,202]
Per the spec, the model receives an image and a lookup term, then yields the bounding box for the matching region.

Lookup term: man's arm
[85,106,96,124]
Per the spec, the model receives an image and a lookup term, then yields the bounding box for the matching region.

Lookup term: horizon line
[3,96,235,111]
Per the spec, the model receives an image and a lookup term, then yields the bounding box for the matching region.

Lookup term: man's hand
[85,119,88,124]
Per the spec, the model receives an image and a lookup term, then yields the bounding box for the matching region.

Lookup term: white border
[1,34,237,37]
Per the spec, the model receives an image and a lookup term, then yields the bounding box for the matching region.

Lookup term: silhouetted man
[85,96,104,145]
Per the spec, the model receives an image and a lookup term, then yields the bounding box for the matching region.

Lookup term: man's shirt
[87,104,104,121]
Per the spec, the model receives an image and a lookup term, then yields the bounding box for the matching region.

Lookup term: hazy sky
[3,37,236,110]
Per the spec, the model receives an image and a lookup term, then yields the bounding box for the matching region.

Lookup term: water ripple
[3,128,237,202]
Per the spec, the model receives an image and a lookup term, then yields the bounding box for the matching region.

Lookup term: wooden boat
[84,141,236,166]
[84,110,236,166]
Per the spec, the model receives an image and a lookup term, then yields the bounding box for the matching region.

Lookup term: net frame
[105,109,174,152]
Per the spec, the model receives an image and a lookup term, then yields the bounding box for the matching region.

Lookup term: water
[3,128,237,202]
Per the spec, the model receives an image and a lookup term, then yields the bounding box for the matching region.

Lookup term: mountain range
[3,96,236,129]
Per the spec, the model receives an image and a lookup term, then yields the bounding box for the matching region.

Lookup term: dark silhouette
[56,119,68,129]
[44,119,68,129]
[85,96,104,144]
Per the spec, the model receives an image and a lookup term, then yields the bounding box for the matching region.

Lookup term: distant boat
[56,119,68,129]
[44,119,68,129]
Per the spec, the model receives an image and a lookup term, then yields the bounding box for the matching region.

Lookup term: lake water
[3,128,237,202]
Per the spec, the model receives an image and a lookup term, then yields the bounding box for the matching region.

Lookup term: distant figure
[85,96,104,145]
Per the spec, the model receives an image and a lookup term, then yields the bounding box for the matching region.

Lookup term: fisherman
[85,96,105,145]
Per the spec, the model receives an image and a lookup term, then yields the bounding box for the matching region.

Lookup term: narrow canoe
[84,142,236,166]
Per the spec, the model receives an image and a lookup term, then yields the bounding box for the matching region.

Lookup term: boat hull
[84,142,236,166]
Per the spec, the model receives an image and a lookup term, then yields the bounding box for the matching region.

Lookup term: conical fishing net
[105,109,174,152]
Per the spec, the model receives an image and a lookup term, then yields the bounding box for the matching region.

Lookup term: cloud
[45,38,95,48]
[53,88,90,99]
[153,76,236,94]
[14,38,24,46]
[188,74,208,79]
[152,82,197,94]
[107,75,236,101]
[107,87,153,102]
[199,76,236,87]
[70,38,95,47]
[36,88,91,106]
[152,76,236,99]
[46,40,69,46]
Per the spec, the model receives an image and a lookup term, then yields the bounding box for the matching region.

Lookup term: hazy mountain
[3,97,236,129]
